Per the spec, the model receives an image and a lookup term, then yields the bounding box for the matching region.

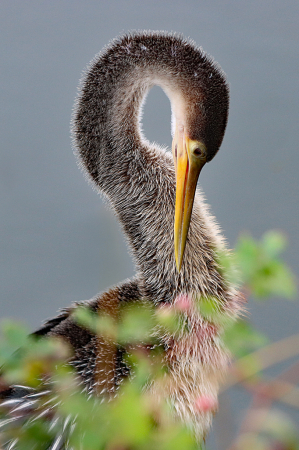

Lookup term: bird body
[0,32,242,446]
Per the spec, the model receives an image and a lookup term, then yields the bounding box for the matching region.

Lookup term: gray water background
[1,1,298,446]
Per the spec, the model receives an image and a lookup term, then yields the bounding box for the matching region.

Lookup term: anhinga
[0,31,242,446]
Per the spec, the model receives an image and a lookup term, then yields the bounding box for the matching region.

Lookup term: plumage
[0,31,242,447]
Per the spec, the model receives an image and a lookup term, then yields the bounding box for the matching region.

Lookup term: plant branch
[222,333,299,390]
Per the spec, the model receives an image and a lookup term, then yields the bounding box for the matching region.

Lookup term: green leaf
[118,303,156,344]
[72,306,98,333]
[0,320,29,366]
[155,307,181,335]
[10,419,55,450]
[215,248,241,286]
[235,231,297,300]
[109,383,152,447]
[262,230,288,257]
[222,319,268,358]
[147,424,199,450]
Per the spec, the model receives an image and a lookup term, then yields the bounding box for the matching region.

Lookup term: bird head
[171,67,229,272]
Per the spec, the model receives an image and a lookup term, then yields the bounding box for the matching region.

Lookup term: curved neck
[75,63,185,188]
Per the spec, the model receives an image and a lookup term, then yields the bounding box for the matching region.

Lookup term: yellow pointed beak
[172,129,206,272]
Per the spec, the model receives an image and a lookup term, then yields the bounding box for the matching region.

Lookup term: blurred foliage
[0,230,298,449]
[0,320,70,388]
[235,230,296,299]
[222,320,269,359]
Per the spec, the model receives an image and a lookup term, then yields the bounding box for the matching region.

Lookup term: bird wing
[0,278,142,449]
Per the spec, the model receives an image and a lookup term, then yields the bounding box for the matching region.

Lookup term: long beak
[172,130,206,272]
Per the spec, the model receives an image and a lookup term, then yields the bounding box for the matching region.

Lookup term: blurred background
[0,0,298,446]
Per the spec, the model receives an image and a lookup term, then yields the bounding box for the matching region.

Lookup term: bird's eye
[193,148,204,157]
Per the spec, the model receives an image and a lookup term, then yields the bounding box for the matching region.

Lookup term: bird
[0,31,242,447]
